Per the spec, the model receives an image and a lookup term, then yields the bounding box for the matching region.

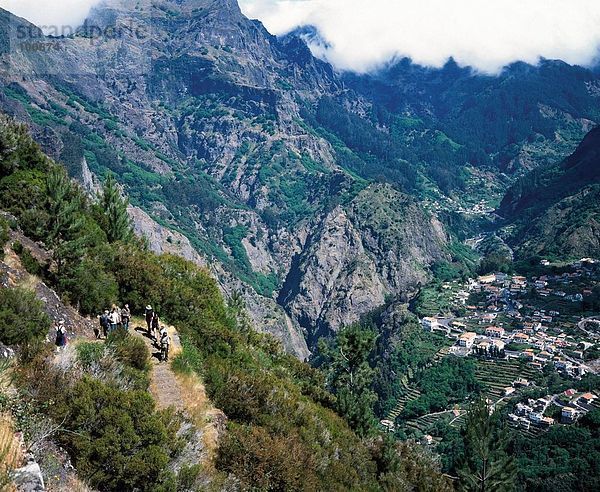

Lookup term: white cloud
[239,0,600,73]
[2,1,599,73]
[0,0,100,33]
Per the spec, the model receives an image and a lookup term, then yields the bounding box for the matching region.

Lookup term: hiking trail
[132,322,185,411]
[131,319,225,463]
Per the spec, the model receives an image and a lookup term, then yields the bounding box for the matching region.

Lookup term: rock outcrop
[12,459,45,492]
[280,185,448,346]
[0,1,448,354]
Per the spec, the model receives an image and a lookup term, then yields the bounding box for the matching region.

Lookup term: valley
[0,0,599,358]
[0,0,599,490]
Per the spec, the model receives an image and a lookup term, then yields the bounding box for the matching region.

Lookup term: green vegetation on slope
[500,126,600,259]
[0,114,452,491]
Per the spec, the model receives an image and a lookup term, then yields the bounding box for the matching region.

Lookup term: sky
[238,0,600,73]
[0,0,100,33]
[2,0,600,73]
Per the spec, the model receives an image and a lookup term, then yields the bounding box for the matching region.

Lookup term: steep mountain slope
[499,126,600,259]
[344,58,599,174]
[0,113,453,491]
[0,0,449,353]
[3,1,600,353]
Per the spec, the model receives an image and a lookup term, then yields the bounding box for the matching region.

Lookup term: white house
[485,326,505,338]
[458,332,477,349]
[422,317,440,331]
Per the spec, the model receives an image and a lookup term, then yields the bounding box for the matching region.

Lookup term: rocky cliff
[0,1,453,355]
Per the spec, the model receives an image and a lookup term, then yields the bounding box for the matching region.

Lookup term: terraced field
[387,382,422,421]
[386,346,452,422]
[405,410,454,433]
[475,359,539,400]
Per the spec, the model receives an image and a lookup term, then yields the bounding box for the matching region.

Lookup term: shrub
[53,377,178,492]
[0,288,51,346]
[107,329,150,372]
[175,464,202,491]
[216,424,319,491]
[75,341,106,368]
[12,241,43,276]
[171,339,203,376]
[59,258,118,315]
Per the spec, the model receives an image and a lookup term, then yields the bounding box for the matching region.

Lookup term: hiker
[145,305,154,336]
[108,307,120,333]
[121,304,131,330]
[151,313,160,342]
[99,309,110,338]
[159,328,170,362]
[55,320,67,351]
[113,304,123,328]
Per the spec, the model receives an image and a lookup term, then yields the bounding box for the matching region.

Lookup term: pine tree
[458,398,517,491]
[319,324,379,436]
[100,174,133,243]
[46,168,87,273]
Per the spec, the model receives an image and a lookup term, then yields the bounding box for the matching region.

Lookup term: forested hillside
[499,126,600,259]
[0,113,452,490]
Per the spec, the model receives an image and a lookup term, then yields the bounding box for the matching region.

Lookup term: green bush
[75,341,106,368]
[54,377,178,492]
[0,288,51,346]
[217,424,319,491]
[59,258,118,315]
[12,241,43,276]
[175,464,202,491]
[107,329,150,372]
[171,339,203,376]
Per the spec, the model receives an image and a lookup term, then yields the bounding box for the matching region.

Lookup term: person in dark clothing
[160,328,170,362]
[121,304,131,330]
[145,305,154,336]
[151,313,160,342]
[55,320,67,351]
[99,309,110,338]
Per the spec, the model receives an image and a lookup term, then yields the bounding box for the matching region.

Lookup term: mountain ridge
[1,1,599,355]
[499,125,600,259]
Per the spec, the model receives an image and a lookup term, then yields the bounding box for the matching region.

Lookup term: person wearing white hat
[145,305,154,337]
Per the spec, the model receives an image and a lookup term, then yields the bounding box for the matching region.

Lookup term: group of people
[97,304,131,338]
[54,302,171,362]
[92,303,171,362]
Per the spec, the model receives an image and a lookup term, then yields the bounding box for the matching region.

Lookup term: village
[419,257,600,431]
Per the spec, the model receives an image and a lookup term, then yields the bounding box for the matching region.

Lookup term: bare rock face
[129,205,208,266]
[280,206,386,344]
[13,459,45,492]
[280,185,448,346]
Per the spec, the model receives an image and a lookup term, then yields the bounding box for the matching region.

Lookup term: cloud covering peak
[239,0,600,73]
[2,1,600,73]
[0,1,100,32]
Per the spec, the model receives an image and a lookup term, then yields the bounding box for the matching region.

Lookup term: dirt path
[131,324,184,411]
[131,321,225,465]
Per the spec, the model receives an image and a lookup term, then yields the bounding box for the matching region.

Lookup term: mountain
[0,0,450,355]
[0,114,453,491]
[1,1,600,355]
[499,126,600,259]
